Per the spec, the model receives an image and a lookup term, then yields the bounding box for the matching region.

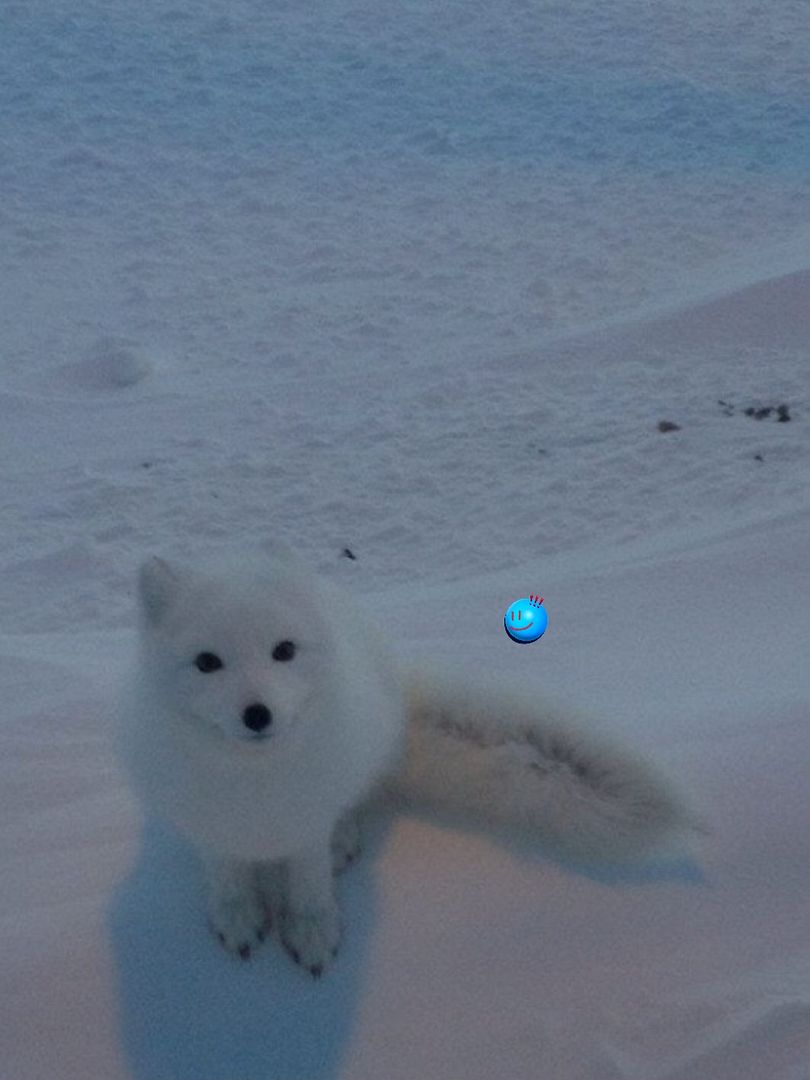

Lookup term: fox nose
[242,702,272,734]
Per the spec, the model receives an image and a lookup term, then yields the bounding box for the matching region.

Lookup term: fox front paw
[208,891,271,961]
[279,902,342,978]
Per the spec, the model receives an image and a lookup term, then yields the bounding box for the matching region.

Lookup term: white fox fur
[118,549,696,976]
[388,668,692,861]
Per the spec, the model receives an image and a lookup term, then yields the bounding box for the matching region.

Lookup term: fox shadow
[109,816,385,1080]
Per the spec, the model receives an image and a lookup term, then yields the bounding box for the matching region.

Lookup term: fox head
[136,554,336,746]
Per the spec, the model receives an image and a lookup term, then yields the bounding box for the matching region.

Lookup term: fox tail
[382,666,700,862]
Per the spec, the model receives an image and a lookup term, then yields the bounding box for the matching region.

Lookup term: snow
[1,1,809,1077]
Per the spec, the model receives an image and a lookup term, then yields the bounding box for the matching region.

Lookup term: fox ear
[138,556,181,624]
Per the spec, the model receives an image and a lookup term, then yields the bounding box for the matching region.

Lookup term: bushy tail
[382,667,700,862]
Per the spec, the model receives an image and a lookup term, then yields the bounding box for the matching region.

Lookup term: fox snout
[242,702,272,735]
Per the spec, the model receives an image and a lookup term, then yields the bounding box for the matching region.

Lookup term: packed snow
[1,1,809,1078]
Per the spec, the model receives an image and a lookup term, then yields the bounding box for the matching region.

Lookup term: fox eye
[272,640,296,662]
[195,652,223,673]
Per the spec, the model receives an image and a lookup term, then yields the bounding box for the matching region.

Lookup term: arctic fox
[118,549,696,977]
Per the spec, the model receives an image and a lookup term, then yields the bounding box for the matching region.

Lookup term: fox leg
[278,844,342,978]
[204,855,270,960]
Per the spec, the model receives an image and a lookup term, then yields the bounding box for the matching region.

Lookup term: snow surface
[1,1,809,1077]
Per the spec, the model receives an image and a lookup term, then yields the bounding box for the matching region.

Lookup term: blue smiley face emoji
[504,595,548,644]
